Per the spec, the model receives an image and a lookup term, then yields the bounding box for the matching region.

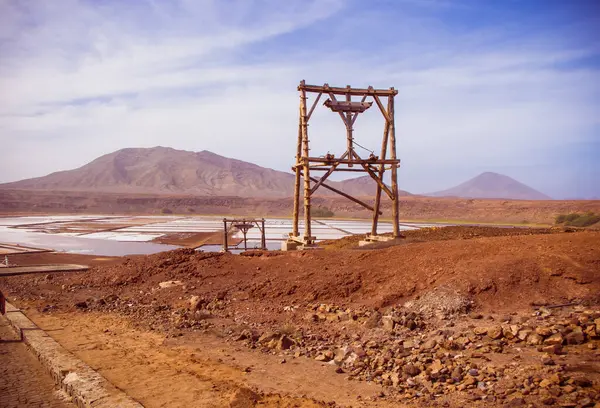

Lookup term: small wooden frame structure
[290,81,401,246]
[222,218,266,252]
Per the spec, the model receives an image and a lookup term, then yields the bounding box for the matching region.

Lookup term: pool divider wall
[3,301,144,408]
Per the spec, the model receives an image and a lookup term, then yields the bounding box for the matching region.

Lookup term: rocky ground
[1,226,599,407]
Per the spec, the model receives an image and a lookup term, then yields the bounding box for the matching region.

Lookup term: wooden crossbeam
[372,94,390,123]
[309,151,349,195]
[299,83,398,97]
[300,172,382,215]
[306,92,322,121]
[304,157,399,165]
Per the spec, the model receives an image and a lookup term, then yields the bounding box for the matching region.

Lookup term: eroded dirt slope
[2,227,599,407]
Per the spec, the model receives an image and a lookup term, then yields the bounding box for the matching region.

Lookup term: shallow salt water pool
[0,215,426,256]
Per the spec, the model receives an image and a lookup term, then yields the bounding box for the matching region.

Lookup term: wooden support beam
[292,87,304,238]
[371,95,392,236]
[300,86,312,243]
[308,167,372,172]
[309,151,348,195]
[299,82,398,97]
[300,172,382,215]
[389,94,400,237]
[350,94,368,127]
[260,219,266,250]
[304,157,399,165]
[327,92,350,127]
[372,94,390,123]
[306,92,322,121]
[222,218,228,252]
[357,158,394,199]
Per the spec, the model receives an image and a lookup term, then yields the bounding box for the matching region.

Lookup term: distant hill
[429,172,551,200]
[337,175,411,197]
[0,147,409,198]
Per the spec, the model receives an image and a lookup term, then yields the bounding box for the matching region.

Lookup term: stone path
[0,315,71,408]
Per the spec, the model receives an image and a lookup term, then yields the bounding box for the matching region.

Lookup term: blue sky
[1,0,598,198]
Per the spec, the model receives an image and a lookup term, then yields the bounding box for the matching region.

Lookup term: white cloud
[0,0,598,198]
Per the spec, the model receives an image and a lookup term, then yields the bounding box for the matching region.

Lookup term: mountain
[429,172,551,200]
[0,147,408,198]
[337,175,411,197]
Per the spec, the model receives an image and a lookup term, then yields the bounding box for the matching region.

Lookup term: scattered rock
[74,301,87,309]
[527,333,543,346]
[543,333,564,346]
[541,344,563,355]
[565,330,585,345]
[158,280,183,289]
[276,335,295,350]
[315,353,331,362]
[189,295,202,310]
[536,326,553,337]
[381,316,395,332]
[517,329,532,341]
[257,331,279,345]
[229,387,260,408]
[403,364,421,377]
[487,326,503,340]
[540,396,555,405]
[541,354,555,366]
[421,338,437,350]
[571,375,592,387]
[364,311,382,329]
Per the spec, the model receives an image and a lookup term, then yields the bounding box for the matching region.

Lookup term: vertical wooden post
[261,218,266,250]
[389,91,400,237]
[345,86,353,158]
[292,83,303,238]
[222,219,228,252]
[371,96,392,236]
[300,84,312,243]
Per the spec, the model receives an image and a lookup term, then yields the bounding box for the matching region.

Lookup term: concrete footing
[3,302,144,408]
[281,241,301,251]
[281,241,324,251]
[358,235,396,247]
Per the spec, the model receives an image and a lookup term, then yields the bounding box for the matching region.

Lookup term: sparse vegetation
[187,207,195,213]
[311,207,335,218]
[161,207,173,214]
[555,212,600,227]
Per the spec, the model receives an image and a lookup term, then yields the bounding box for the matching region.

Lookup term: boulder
[487,326,503,340]
[258,331,279,344]
[229,387,260,408]
[535,327,553,337]
[421,338,437,350]
[381,316,395,332]
[541,344,563,355]
[189,295,202,310]
[543,333,563,345]
[527,333,543,346]
[276,335,295,350]
[158,280,183,289]
[364,311,382,328]
[517,328,532,341]
[403,364,421,377]
[565,330,585,345]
